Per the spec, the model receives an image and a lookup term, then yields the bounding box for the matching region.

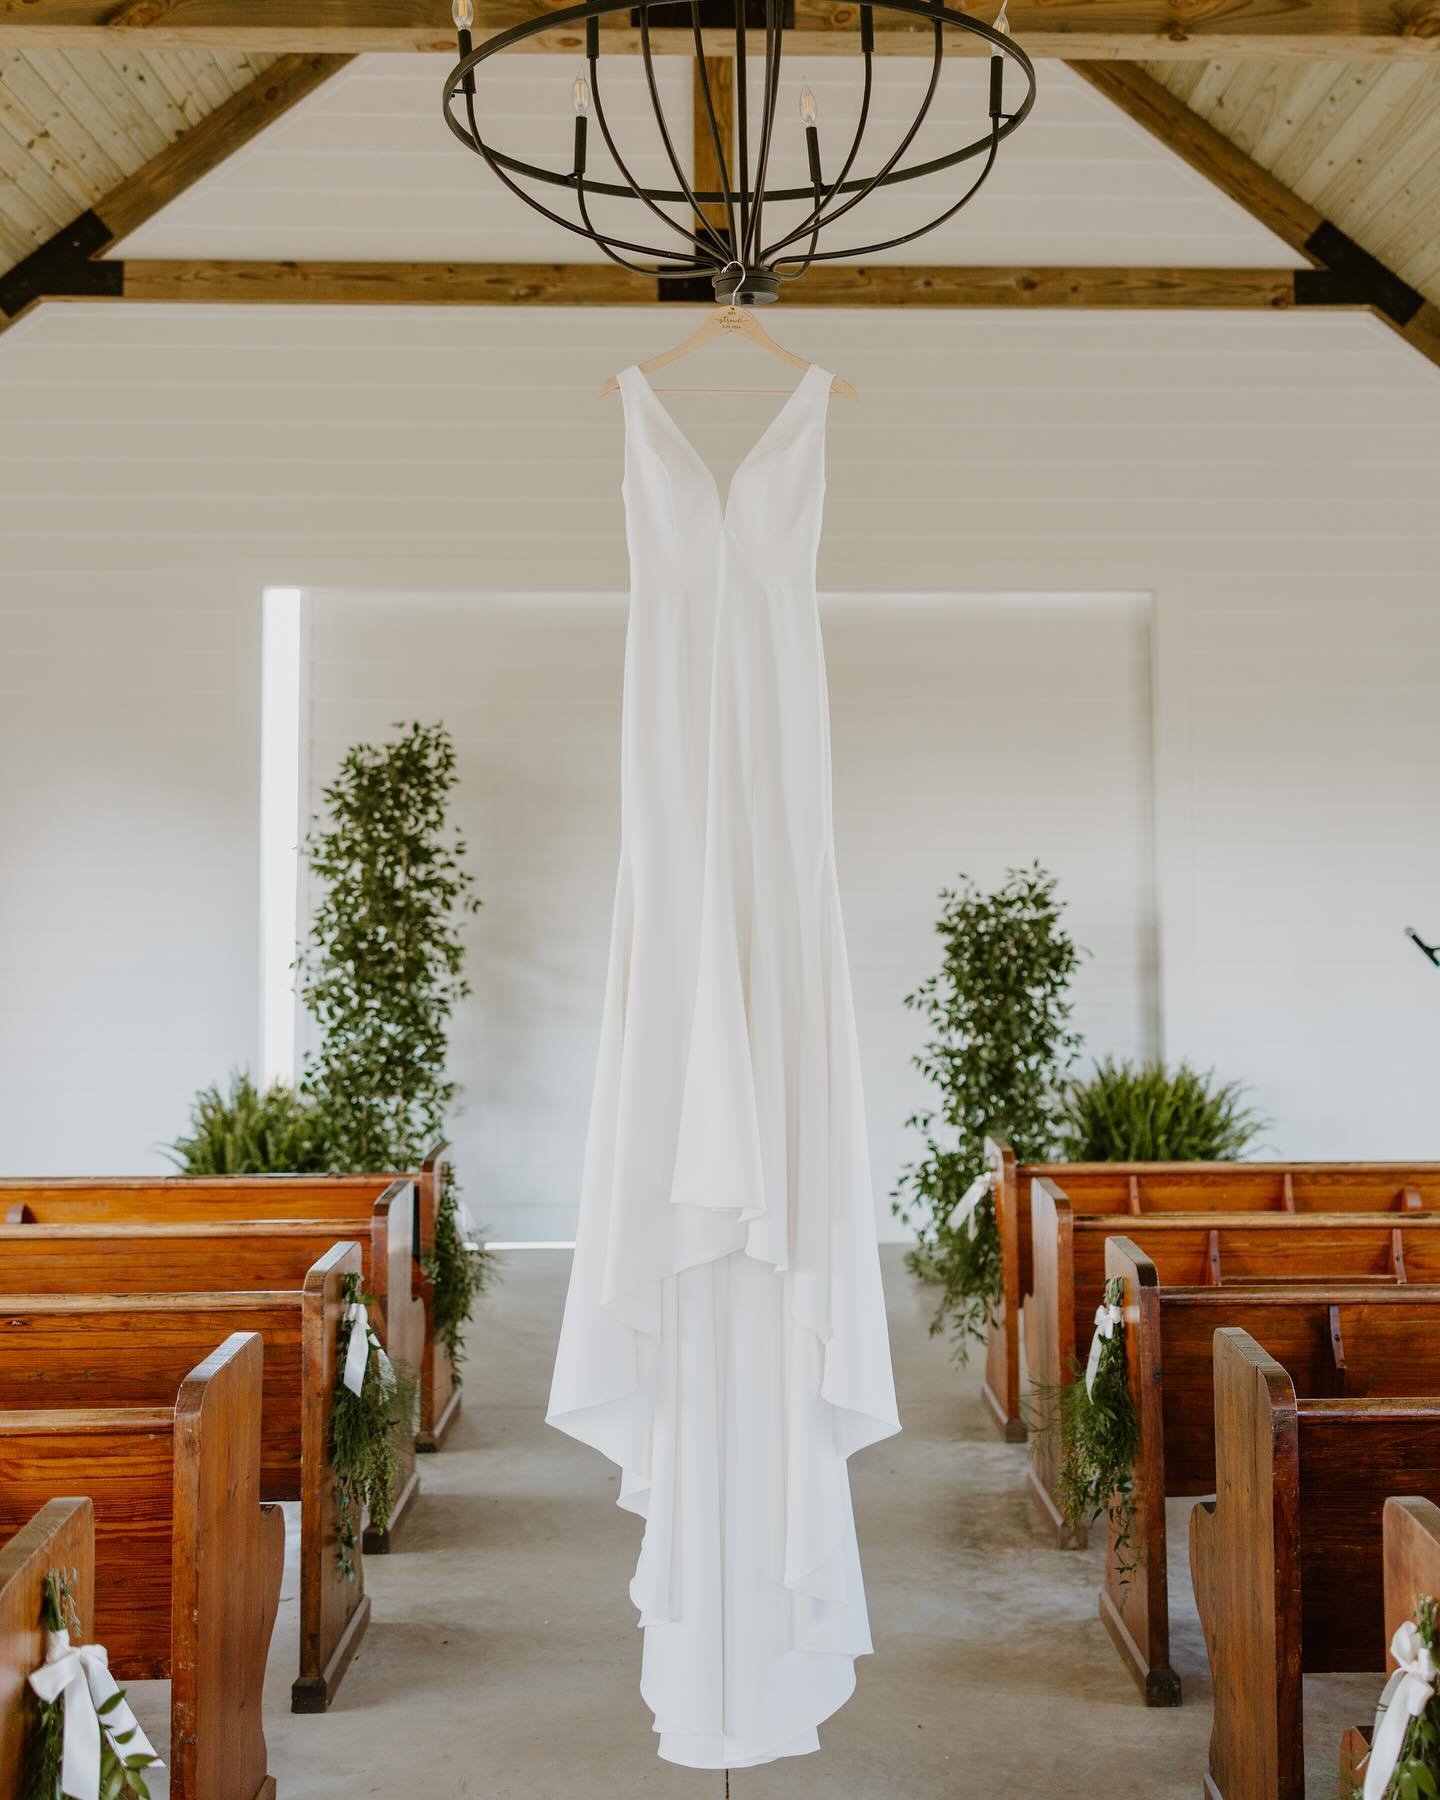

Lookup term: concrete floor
[133,1248,1376,1796]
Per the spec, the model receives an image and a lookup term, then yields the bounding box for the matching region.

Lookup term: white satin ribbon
[1085,1302,1124,1397]
[343,1301,395,1398]
[953,1170,994,1241]
[1363,1620,1437,1800]
[28,1630,162,1800]
[456,1199,481,1253]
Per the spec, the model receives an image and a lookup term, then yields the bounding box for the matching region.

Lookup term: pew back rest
[0,1498,93,1798]
[1296,1398,1440,1672]
[1073,1214,1440,1324]
[1106,1234,1440,1490]
[0,1174,396,1223]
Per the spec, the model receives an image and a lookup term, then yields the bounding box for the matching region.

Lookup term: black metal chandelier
[442,0,1036,304]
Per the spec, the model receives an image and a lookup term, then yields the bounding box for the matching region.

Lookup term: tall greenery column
[894,865,1081,1354]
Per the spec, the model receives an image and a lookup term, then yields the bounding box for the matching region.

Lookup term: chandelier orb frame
[443,0,1037,304]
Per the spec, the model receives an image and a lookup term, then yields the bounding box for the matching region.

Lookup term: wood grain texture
[109,259,1307,310]
[1190,1327,1303,1800]
[0,1334,278,1800]
[0,1242,368,1712]
[984,1148,1440,1450]
[94,51,350,240]
[170,1330,280,1800]
[3,0,1440,56]
[1027,1206,1440,1553]
[0,1497,93,1800]
[1101,1238,1440,1706]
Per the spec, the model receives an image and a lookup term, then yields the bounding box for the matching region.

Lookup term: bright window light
[260,588,304,1088]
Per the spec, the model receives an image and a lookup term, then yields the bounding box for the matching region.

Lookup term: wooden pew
[0,1215,422,1550]
[0,1334,283,1800]
[1338,1496,1440,1795]
[981,1139,1439,1442]
[0,1497,94,1799]
[0,1240,366,1712]
[1027,1194,1440,1545]
[1102,1234,1440,1704]
[1191,1331,1440,1800]
[0,1157,464,1452]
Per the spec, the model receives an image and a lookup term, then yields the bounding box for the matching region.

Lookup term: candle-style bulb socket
[805,122,823,186]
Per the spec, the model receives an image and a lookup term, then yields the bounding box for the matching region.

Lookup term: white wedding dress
[547,361,900,1769]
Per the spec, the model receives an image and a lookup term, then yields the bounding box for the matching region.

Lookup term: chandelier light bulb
[798,81,818,126]
[573,73,592,116]
[993,0,1011,34]
[452,0,474,26]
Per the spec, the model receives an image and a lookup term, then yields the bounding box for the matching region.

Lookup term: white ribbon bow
[953,1170,995,1241]
[342,1301,395,1398]
[1363,1620,1437,1800]
[1085,1302,1124,1397]
[456,1199,482,1253]
[28,1630,162,1800]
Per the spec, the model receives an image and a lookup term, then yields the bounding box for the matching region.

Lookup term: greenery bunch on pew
[26,1570,161,1800]
[893,865,1082,1355]
[1348,1594,1440,1800]
[332,1272,419,1580]
[1049,1275,1140,1578]
[1058,1058,1265,1162]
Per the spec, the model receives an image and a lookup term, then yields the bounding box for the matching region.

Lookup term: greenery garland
[893,865,1082,1356]
[331,1273,418,1579]
[424,1166,498,1375]
[1352,1596,1440,1800]
[1045,1277,1140,1577]
[25,1571,160,1800]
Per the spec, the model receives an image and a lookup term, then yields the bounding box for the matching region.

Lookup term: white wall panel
[304,588,1155,1241]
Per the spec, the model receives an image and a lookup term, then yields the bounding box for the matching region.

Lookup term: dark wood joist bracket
[0,212,122,319]
[1294,222,1426,326]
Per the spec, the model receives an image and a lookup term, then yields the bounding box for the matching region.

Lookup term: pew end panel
[295,1240,373,1713]
[981,1136,1026,1442]
[0,1497,94,1798]
[1098,1235,1179,1706]
[171,1330,281,1800]
[1025,1178,1086,1547]
[415,1141,464,1453]
[363,1181,423,1553]
[1192,1327,1303,1800]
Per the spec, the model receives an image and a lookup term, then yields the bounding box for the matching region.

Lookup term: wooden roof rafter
[2,0,1440,60]
[0,49,351,333]
[1069,61,1440,373]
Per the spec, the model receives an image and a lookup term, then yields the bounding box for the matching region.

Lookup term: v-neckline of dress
[623,361,827,519]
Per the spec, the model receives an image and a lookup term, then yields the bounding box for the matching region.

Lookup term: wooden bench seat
[1191,1331,1440,1799]
[0,1240,365,1712]
[0,1334,283,1800]
[1027,1199,1440,1546]
[981,1137,1440,1441]
[0,1147,461,1452]
[1101,1234,1440,1703]
[0,1215,422,1550]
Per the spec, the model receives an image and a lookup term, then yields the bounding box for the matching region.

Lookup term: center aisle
[253,1248,1369,1797]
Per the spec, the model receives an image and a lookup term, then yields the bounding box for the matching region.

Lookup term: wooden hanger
[599,301,858,400]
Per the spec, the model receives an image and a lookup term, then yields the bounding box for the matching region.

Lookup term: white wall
[1,57,1438,1197]
[305,587,1156,1241]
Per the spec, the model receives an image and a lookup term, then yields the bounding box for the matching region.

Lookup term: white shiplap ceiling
[108,55,1302,271]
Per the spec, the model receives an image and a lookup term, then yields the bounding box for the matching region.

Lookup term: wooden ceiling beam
[2,0,1440,58]
[0,53,351,332]
[1070,61,1440,374]
[4,256,1352,311]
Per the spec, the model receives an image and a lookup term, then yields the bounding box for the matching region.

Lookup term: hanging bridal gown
[547,361,900,1769]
